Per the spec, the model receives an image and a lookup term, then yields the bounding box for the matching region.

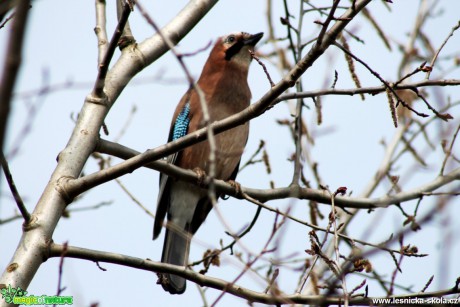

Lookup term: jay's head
[211,32,263,67]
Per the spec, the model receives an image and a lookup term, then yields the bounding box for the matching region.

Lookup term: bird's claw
[227,180,242,197]
[156,272,168,286]
[193,167,207,187]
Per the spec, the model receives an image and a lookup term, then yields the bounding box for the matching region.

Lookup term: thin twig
[440,122,460,175]
[290,0,307,187]
[116,178,155,218]
[275,79,460,102]
[0,11,15,29]
[249,50,275,87]
[421,275,434,293]
[211,211,286,306]
[426,20,460,79]
[239,140,265,172]
[333,41,429,119]
[1,153,30,222]
[93,0,134,98]
[394,62,429,86]
[67,201,113,213]
[179,40,212,57]
[49,242,460,305]
[316,0,341,46]
[282,0,298,62]
[397,0,431,77]
[0,214,22,225]
[264,268,279,294]
[196,283,209,307]
[56,242,68,297]
[113,105,137,143]
[116,0,135,49]
[191,206,262,267]
[329,187,349,307]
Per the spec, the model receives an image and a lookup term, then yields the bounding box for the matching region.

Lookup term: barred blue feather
[172,102,190,140]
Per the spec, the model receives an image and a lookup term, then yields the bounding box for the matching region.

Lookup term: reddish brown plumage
[154,32,263,295]
[172,38,252,178]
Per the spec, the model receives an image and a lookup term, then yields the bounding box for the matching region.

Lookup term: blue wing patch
[172,102,190,140]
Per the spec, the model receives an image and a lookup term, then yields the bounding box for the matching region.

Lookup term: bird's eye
[227,35,236,43]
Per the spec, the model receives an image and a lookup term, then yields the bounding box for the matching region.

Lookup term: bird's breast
[178,122,248,180]
[176,72,251,180]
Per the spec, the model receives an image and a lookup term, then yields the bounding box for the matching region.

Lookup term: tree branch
[93,0,133,98]
[0,0,31,164]
[93,139,460,210]
[95,0,109,66]
[275,79,460,102]
[63,0,375,200]
[0,0,219,297]
[0,153,30,222]
[48,243,460,306]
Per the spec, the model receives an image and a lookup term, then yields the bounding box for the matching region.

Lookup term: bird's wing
[228,160,241,182]
[218,129,249,201]
[227,129,249,182]
[153,97,192,239]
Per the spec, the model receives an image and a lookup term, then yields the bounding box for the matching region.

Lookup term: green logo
[1,285,73,305]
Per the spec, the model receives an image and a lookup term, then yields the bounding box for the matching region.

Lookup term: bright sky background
[1,1,459,306]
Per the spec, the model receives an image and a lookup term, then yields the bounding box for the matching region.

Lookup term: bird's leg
[192,167,207,187]
[156,272,169,286]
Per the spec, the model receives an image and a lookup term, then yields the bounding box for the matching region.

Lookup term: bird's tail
[159,225,191,294]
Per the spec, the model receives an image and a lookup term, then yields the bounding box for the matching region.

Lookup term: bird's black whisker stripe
[225,41,244,61]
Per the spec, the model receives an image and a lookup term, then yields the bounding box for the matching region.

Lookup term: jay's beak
[244,32,264,46]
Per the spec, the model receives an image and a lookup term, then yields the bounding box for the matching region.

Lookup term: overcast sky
[1,1,459,306]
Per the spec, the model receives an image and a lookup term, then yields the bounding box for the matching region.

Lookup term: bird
[153,31,263,294]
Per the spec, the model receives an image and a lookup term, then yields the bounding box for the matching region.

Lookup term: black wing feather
[153,101,190,239]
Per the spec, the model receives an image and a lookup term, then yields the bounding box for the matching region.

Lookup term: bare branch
[1,153,30,222]
[0,0,31,163]
[249,50,275,87]
[440,122,460,175]
[55,242,68,296]
[333,41,429,119]
[94,0,109,66]
[0,0,220,292]
[136,0,222,232]
[426,20,460,79]
[275,79,460,102]
[63,0,376,199]
[94,139,460,210]
[48,243,460,305]
[116,0,135,49]
[93,0,134,98]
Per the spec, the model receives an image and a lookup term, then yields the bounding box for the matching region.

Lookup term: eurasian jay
[153,31,263,294]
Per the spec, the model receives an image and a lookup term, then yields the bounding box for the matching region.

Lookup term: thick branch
[95,139,460,210]
[48,243,460,306]
[95,0,109,66]
[63,0,375,199]
[0,0,219,299]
